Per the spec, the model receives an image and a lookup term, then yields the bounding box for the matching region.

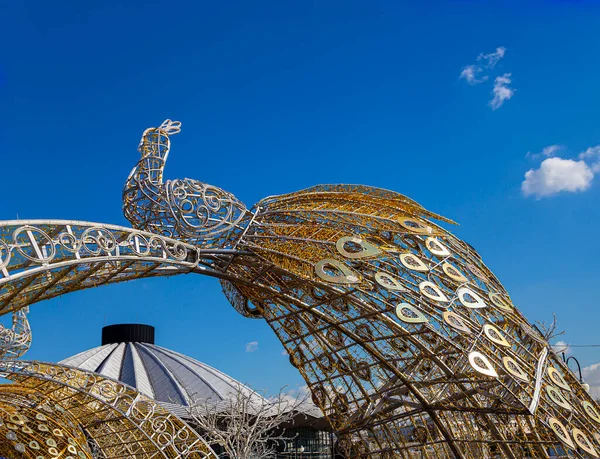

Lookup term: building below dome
[60,324,336,458]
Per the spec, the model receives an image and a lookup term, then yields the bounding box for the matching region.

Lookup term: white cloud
[579,145,600,173]
[551,341,570,355]
[281,349,288,356]
[283,385,310,398]
[522,157,594,198]
[478,46,507,69]
[245,341,259,353]
[522,144,600,198]
[460,65,487,85]
[460,47,507,85]
[542,145,562,158]
[279,385,318,411]
[489,73,515,110]
[582,363,600,400]
[526,144,563,160]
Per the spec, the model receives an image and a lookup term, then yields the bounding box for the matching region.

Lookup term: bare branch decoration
[186,384,310,459]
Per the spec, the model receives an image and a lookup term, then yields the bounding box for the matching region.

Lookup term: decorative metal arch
[0,220,245,315]
[0,119,598,459]
[0,361,217,459]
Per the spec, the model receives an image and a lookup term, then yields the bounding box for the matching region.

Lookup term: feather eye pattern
[121,121,600,458]
[221,185,600,459]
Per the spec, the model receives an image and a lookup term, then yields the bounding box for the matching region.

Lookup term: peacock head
[137,119,182,160]
[127,119,251,248]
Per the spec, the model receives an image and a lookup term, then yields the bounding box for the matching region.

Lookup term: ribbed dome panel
[60,341,264,409]
[120,343,137,389]
[98,342,126,380]
[134,344,188,406]
[129,343,155,399]
[64,343,118,371]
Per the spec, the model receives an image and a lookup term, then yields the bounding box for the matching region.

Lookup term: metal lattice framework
[0,220,246,315]
[0,383,95,459]
[0,119,599,458]
[0,361,216,459]
[227,185,600,458]
[0,307,31,360]
[123,119,250,248]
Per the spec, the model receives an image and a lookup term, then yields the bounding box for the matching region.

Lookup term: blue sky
[1,1,600,394]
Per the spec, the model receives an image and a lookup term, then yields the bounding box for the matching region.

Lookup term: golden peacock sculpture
[120,120,600,458]
[0,118,596,458]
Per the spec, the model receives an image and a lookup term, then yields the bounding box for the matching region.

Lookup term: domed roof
[59,324,266,415]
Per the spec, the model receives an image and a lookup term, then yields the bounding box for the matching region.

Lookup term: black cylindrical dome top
[102,324,155,345]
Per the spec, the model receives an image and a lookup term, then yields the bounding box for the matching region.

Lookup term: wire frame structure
[123,119,250,248]
[228,185,600,459]
[0,383,95,459]
[0,220,245,315]
[121,121,600,458]
[0,361,217,459]
[0,119,598,458]
[0,307,31,360]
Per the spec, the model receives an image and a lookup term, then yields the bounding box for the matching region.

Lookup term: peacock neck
[131,156,167,187]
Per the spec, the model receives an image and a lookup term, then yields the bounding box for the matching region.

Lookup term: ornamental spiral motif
[0,221,214,315]
[123,120,249,247]
[166,178,247,239]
